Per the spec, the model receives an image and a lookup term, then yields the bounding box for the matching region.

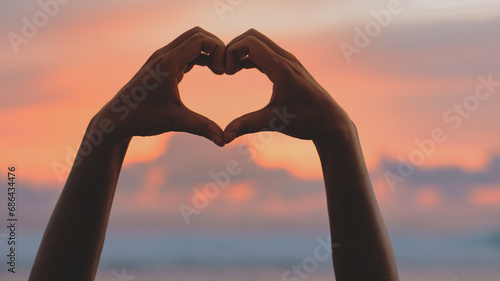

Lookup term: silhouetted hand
[95,27,226,146]
[223,29,352,144]
[30,27,399,281]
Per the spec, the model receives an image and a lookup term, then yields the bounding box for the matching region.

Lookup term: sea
[1,228,499,281]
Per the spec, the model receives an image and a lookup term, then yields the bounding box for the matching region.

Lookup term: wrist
[313,120,371,192]
[69,117,131,172]
[313,117,358,147]
[312,119,366,168]
[84,115,132,153]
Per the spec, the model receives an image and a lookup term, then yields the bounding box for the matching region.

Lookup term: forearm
[29,118,131,281]
[314,122,399,281]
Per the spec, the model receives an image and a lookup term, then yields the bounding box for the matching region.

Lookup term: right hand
[223,29,354,144]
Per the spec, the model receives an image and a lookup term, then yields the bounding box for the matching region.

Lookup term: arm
[314,126,399,280]
[29,27,226,281]
[29,125,131,281]
[223,29,399,281]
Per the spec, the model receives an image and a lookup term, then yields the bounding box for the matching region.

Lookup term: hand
[94,27,226,146]
[223,29,353,144]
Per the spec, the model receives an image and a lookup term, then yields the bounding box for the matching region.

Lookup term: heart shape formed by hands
[97,27,350,148]
[30,27,402,281]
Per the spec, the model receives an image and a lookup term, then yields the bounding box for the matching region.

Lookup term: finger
[225,36,287,82]
[184,54,210,74]
[185,53,227,75]
[150,26,222,60]
[176,108,225,147]
[171,32,225,74]
[236,57,263,73]
[227,28,296,62]
[223,108,275,144]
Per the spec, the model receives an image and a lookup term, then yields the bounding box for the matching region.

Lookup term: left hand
[94,27,226,146]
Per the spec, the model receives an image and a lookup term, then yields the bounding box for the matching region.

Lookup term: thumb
[223,107,274,144]
[177,109,225,147]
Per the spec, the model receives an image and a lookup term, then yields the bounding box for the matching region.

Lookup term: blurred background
[1,0,500,280]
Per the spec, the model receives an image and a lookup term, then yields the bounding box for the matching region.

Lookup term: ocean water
[1,229,499,281]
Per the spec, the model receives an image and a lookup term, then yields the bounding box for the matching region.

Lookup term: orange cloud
[470,187,500,205]
[417,187,441,207]
[4,0,500,195]
[137,166,167,206]
[222,182,256,204]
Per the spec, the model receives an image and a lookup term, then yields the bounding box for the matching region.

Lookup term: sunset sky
[1,0,500,237]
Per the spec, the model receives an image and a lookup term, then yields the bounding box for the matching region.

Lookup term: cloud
[360,18,500,77]
[15,134,500,235]
[3,0,499,235]
[376,154,500,192]
[371,154,500,231]
[115,134,329,228]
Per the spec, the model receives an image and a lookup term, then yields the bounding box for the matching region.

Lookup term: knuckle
[246,28,259,36]
[191,32,205,42]
[243,35,259,46]
[245,34,257,41]
[289,53,298,62]
[191,26,204,33]
[148,49,163,62]
[150,50,159,58]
